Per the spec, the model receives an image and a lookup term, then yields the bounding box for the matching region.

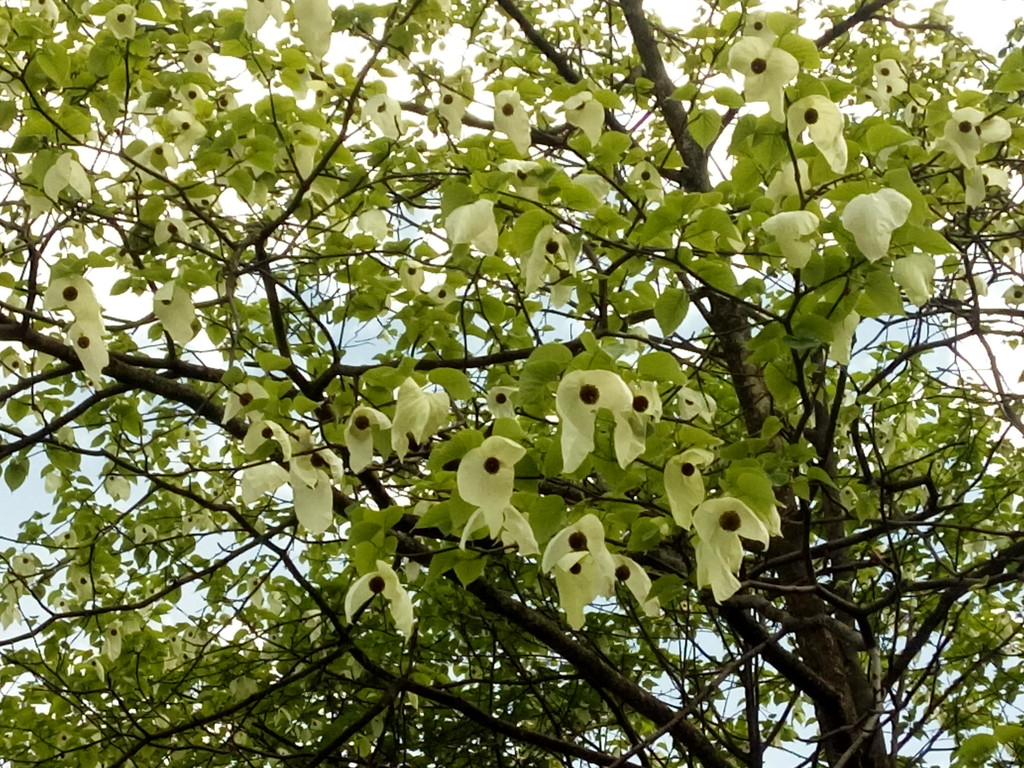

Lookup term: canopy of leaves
[2,0,1024,766]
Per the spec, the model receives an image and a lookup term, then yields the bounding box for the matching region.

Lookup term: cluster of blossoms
[43,274,108,387]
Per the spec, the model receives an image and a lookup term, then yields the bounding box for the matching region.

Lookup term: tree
[2,0,1024,765]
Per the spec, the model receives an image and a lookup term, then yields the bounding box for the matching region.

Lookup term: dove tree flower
[68,322,108,386]
[523,225,575,293]
[613,380,662,467]
[446,199,498,255]
[765,158,810,209]
[44,274,105,334]
[728,37,799,121]
[223,380,269,422]
[105,4,136,39]
[556,368,634,473]
[840,188,912,262]
[869,59,907,112]
[487,386,518,419]
[153,281,197,345]
[693,497,770,603]
[397,260,426,292]
[761,210,820,269]
[494,90,531,154]
[364,94,403,139]
[563,91,604,144]
[1004,285,1024,305]
[891,253,936,306]
[611,554,660,618]
[541,514,617,629]
[437,89,468,137]
[457,436,537,555]
[788,95,847,173]
[245,0,284,33]
[664,448,715,528]
[677,387,716,422]
[937,107,1011,168]
[345,560,414,637]
[628,161,664,203]
[344,406,392,473]
[391,378,450,460]
[289,432,346,534]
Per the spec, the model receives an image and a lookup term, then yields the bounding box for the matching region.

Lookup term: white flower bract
[344,406,392,473]
[556,368,633,473]
[728,37,799,121]
[494,91,531,154]
[788,96,847,173]
[345,560,415,637]
[840,188,912,262]
[761,210,819,270]
[693,497,770,603]
[391,378,450,460]
[446,199,498,255]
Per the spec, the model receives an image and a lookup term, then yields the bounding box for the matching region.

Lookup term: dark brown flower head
[62,286,79,302]
[579,384,599,405]
[568,531,588,551]
[719,510,742,532]
[615,564,630,581]
[369,575,386,594]
[483,456,501,474]
[750,58,767,74]
[632,395,649,413]
[354,414,371,430]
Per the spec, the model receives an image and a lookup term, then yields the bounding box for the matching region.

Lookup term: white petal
[446,199,498,255]
[457,436,525,509]
[556,369,633,473]
[291,472,333,534]
[762,210,819,270]
[293,0,332,59]
[840,189,912,262]
[241,463,289,504]
[494,91,531,154]
[564,91,604,144]
[664,448,714,528]
[153,281,197,345]
[892,253,935,306]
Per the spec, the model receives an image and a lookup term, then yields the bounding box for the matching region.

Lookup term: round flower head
[541,514,616,628]
[840,188,912,262]
[787,95,847,173]
[364,94,402,139]
[345,560,414,637]
[446,199,498,255]
[494,90,531,155]
[563,91,604,144]
[555,368,633,473]
[937,107,1011,168]
[344,406,392,473]
[664,448,715,529]
[693,497,770,603]
[728,37,799,122]
[762,210,820,270]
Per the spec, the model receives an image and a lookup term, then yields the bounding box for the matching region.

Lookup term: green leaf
[653,286,690,336]
[4,456,29,491]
